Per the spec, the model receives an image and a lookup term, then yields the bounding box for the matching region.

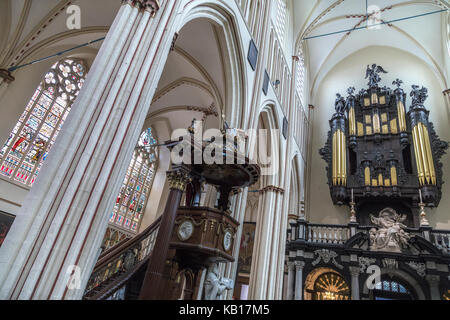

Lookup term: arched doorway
[304,267,350,300]
[369,277,416,300]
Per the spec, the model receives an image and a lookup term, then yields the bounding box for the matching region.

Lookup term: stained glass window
[275,0,287,46]
[373,279,413,300]
[0,59,86,186]
[108,128,157,235]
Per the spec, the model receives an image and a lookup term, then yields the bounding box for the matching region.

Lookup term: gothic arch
[304,266,351,300]
[177,0,248,130]
[257,102,282,188]
[361,268,427,300]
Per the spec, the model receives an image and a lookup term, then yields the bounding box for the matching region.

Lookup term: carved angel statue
[345,87,356,109]
[365,64,388,87]
[410,85,428,108]
[204,263,233,300]
[369,207,410,253]
[334,93,346,114]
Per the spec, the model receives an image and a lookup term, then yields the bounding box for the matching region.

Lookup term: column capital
[425,274,440,284]
[443,89,450,97]
[349,266,360,276]
[167,168,191,191]
[0,69,14,83]
[122,0,160,15]
[287,261,295,270]
[294,261,305,270]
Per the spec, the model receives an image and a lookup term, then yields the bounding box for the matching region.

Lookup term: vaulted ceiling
[292,0,450,97]
[0,0,224,142]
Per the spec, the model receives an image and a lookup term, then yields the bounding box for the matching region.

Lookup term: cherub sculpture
[369,207,410,253]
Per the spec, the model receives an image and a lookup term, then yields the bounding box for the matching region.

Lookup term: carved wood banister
[91,216,162,273]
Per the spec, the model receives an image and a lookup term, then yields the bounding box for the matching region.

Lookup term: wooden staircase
[83,217,161,300]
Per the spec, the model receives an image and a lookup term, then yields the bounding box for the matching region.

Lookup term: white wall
[309,45,450,228]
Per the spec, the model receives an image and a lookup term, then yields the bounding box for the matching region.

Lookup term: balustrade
[83,217,161,298]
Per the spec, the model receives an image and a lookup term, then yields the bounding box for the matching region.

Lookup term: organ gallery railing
[288,218,450,255]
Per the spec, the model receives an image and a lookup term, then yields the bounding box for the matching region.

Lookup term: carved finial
[393,78,403,88]
[347,86,355,95]
[188,118,197,134]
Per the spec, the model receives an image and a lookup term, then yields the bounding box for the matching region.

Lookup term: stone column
[286,261,295,300]
[224,189,248,300]
[0,0,178,300]
[349,266,360,300]
[294,261,305,300]
[426,275,441,300]
[139,168,191,300]
[247,186,276,299]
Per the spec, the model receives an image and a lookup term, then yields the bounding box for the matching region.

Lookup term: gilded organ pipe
[397,100,407,132]
[332,129,347,186]
[422,123,436,184]
[412,122,436,186]
[412,126,425,185]
[348,107,356,136]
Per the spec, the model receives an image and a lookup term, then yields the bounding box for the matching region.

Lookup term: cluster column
[0,0,178,300]
[248,185,285,299]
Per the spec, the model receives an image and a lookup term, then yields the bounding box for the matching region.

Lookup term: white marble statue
[369,207,410,253]
[203,263,234,300]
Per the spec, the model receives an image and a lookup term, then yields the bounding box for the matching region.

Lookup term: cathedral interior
[0,0,449,301]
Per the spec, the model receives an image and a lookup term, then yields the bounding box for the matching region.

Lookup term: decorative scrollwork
[406,261,426,277]
[311,249,343,269]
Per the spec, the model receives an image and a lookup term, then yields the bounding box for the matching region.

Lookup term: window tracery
[0,59,86,186]
[108,128,158,234]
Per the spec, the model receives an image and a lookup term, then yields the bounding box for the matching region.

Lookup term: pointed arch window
[0,59,86,186]
[108,128,158,234]
[275,0,287,46]
[295,50,305,107]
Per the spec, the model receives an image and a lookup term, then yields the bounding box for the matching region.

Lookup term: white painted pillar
[286,261,295,300]
[225,189,249,300]
[267,190,284,299]
[294,261,305,300]
[0,0,179,300]
[349,266,360,300]
[248,188,275,299]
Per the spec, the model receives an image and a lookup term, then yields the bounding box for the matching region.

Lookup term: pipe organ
[320,65,448,226]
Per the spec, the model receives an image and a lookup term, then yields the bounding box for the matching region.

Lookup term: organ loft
[320,65,448,227]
